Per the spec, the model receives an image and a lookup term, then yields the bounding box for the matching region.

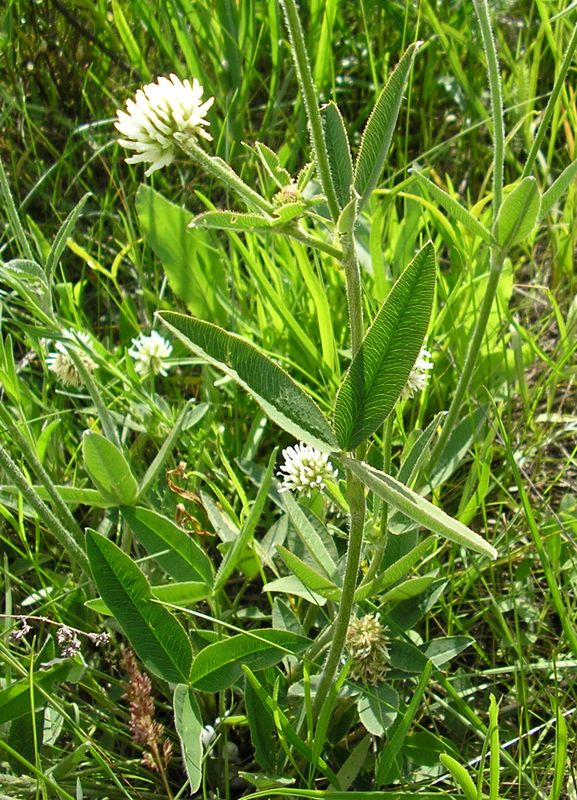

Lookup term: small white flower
[200,725,216,748]
[46,331,97,388]
[400,347,433,400]
[115,74,214,176]
[128,331,173,377]
[277,442,338,496]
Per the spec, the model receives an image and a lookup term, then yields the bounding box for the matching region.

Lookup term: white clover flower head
[277,442,338,496]
[115,74,214,176]
[46,330,97,388]
[400,347,433,401]
[128,330,173,377]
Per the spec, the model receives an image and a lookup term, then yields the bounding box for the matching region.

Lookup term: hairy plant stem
[279,0,341,222]
[428,249,504,473]
[473,0,504,217]
[183,140,274,215]
[0,440,90,573]
[312,232,365,716]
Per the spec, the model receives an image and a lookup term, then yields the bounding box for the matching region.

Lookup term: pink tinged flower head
[400,347,434,401]
[277,442,338,496]
[115,74,214,176]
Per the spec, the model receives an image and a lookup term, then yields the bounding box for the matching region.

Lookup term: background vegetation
[1,0,576,797]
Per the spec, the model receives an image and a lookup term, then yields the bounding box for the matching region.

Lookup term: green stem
[0,405,84,546]
[279,0,341,222]
[473,0,504,218]
[522,21,577,178]
[312,471,365,716]
[341,232,364,356]
[182,140,274,215]
[428,249,504,473]
[312,230,366,715]
[358,416,394,591]
[287,225,343,259]
[0,440,90,573]
[68,349,121,449]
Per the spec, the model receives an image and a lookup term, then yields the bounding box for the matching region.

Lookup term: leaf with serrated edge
[344,458,497,559]
[354,43,419,208]
[158,311,339,453]
[334,242,435,450]
[321,101,354,208]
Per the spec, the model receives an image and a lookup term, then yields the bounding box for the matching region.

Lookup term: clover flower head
[46,330,97,388]
[128,331,173,378]
[400,347,433,401]
[277,442,338,496]
[115,74,214,176]
[346,614,389,685]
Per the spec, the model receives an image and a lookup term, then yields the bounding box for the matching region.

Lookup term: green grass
[1,0,577,797]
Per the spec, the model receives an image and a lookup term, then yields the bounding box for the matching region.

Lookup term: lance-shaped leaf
[189,629,310,691]
[321,101,354,209]
[86,530,193,683]
[158,311,339,453]
[173,685,203,793]
[344,458,498,560]
[334,243,435,450]
[413,172,494,244]
[540,159,577,219]
[354,42,420,209]
[494,177,541,250]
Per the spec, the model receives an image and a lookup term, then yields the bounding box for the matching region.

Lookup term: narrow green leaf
[173,685,203,793]
[321,101,354,208]
[244,673,277,773]
[540,159,577,219]
[494,177,541,250]
[439,754,477,800]
[86,530,193,683]
[380,576,435,604]
[138,401,207,498]
[421,636,474,667]
[214,449,277,591]
[413,172,494,244]
[45,193,91,281]
[189,629,310,691]
[344,458,498,560]
[0,662,81,724]
[111,0,150,78]
[355,537,435,602]
[334,243,435,450]
[82,432,138,506]
[275,545,341,601]
[376,661,433,786]
[354,43,419,208]
[121,506,214,585]
[262,575,327,606]
[150,582,212,605]
[158,311,339,453]
[253,141,292,188]
[334,736,371,791]
[282,493,338,579]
